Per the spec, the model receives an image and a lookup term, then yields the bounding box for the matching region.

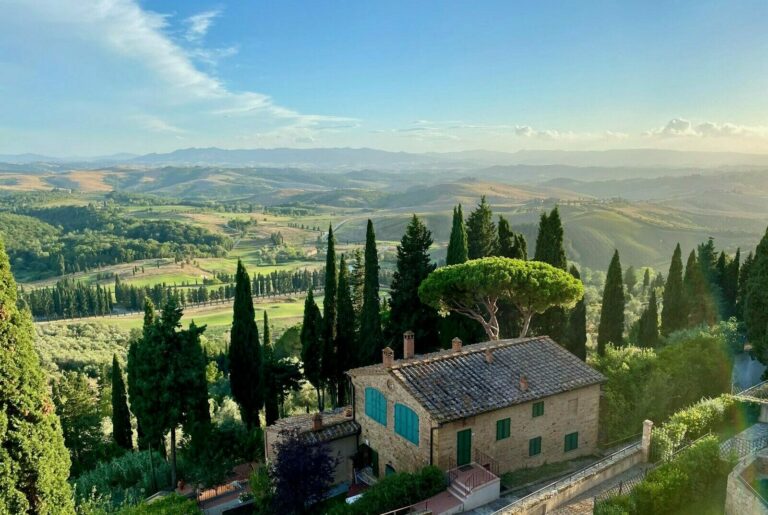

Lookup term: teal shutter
[496,418,511,440]
[532,401,544,417]
[394,403,419,445]
[564,432,579,452]
[365,387,387,426]
[529,437,542,456]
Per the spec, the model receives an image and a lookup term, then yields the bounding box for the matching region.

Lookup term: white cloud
[644,118,768,139]
[134,115,186,134]
[185,10,220,42]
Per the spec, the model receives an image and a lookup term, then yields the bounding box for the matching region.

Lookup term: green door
[457,429,472,466]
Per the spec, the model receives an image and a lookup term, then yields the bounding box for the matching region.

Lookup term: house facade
[347,333,605,478]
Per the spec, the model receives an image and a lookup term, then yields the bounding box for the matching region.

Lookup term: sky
[2,0,768,156]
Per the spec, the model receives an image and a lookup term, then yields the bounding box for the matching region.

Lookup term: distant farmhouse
[347,332,605,478]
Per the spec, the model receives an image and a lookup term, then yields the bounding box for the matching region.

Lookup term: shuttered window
[532,401,544,417]
[529,437,542,456]
[496,418,511,440]
[365,387,387,426]
[564,432,579,452]
[394,403,419,445]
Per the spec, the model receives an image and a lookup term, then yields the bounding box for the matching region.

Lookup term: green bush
[597,436,734,515]
[328,466,446,515]
[115,494,200,514]
[74,450,171,510]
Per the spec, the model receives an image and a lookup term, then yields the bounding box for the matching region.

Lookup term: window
[496,418,511,440]
[532,401,544,417]
[394,403,419,445]
[564,432,579,452]
[529,436,542,456]
[365,387,387,426]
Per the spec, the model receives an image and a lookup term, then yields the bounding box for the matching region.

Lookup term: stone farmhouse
[347,332,606,480]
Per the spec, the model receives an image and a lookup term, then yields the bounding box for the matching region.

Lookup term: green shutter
[496,418,511,440]
[365,387,387,426]
[394,403,419,445]
[529,436,542,456]
[532,401,544,417]
[564,432,579,452]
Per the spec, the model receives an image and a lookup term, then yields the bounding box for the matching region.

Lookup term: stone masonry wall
[436,384,601,474]
[351,371,436,477]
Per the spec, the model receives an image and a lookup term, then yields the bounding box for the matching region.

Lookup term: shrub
[328,466,446,515]
[115,494,200,514]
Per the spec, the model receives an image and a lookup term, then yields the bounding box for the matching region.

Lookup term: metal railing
[474,448,500,476]
[466,466,497,492]
[738,474,768,508]
[491,438,642,514]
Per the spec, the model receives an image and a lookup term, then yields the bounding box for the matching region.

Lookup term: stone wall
[725,450,768,515]
[436,384,601,474]
[351,370,437,477]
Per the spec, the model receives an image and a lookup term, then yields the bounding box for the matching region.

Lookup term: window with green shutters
[564,432,579,452]
[394,403,419,445]
[532,401,544,417]
[496,418,511,440]
[529,436,542,456]
[365,387,387,426]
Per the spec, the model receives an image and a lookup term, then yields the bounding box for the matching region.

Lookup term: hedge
[328,466,446,515]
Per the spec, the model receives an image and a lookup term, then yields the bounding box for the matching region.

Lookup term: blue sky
[2,0,768,155]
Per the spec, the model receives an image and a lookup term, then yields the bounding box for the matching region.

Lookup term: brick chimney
[312,413,323,431]
[403,330,415,359]
[519,374,529,392]
[485,348,494,364]
[382,346,394,368]
[451,337,462,353]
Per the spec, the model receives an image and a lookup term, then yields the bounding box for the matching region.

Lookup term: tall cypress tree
[111,354,132,450]
[229,260,262,428]
[737,251,754,320]
[0,238,74,514]
[642,268,651,294]
[322,226,338,404]
[466,196,497,259]
[446,205,469,265]
[359,220,383,365]
[637,289,660,348]
[661,243,687,336]
[597,250,625,355]
[684,250,717,327]
[262,311,279,426]
[532,206,568,341]
[722,248,740,319]
[497,215,526,259]
[301,289,325,410]
[745,229,768,362]
[387,215,440,354]
[335,254,356,406]
[564,265,587,360]
[350,248,365,318]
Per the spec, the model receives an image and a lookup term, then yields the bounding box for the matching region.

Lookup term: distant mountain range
[3,147,768,171]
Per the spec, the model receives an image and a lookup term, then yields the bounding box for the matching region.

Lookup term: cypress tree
[0,238,74,514]
[359,220,383,365]
[301,289,325,410]
[597,250,625,355]
[322,225,337,403]
[722,249,740,319]
[229,260,262,428]
[262,311,279,426]
[737,251,753,320]
[624,265,637,292]
[532,206,568,341]
[745,229,768,361]
[661,244,687,336]
[446,205,469,265]
[637,289,660,348]
[335,254,356,406]
[684,250,717,327]
[497,215,526,259]
[642,268,651,294]
[111,354,132,450]
[564,265,587,360]
[350,248,365,317]
[387,215,440,354]
[466,196,497,259]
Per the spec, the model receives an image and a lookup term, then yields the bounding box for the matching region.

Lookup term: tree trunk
[170,427,177,489]
[519,314,533,338]
[148,442,157,492]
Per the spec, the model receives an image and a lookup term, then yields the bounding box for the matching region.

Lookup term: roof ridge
[391,335,549,370]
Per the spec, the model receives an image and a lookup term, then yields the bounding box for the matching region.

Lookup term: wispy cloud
[134,115,186,135]
[185,10,220,42]
[644,118,768,139]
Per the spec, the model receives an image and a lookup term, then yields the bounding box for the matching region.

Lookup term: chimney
[403,330,415,359]
[485,348,494,364]
[452,337,463,353]
[312,413,323,431]
[519,374,529,392]
[382,346,394,368]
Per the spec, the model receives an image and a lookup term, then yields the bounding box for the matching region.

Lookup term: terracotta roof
[349,336,605,423]
[267,407,360,445]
